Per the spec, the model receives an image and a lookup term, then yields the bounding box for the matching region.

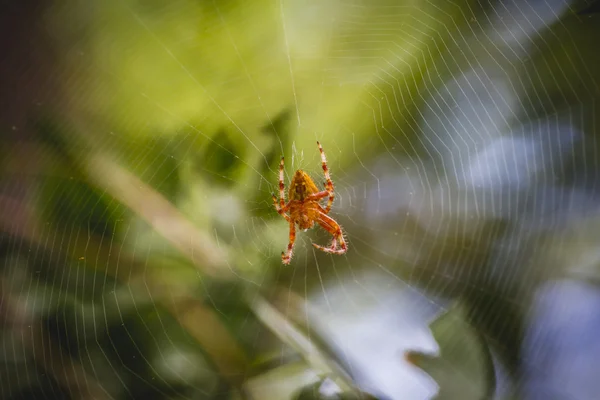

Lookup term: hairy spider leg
[278,157,286,209]
[312,211,347,255]
[272,157,291,222]
[282,221,296,264]
[317,141,335,213]
[271,194,291,222]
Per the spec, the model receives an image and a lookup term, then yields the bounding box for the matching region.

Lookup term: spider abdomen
[288,170,320,201]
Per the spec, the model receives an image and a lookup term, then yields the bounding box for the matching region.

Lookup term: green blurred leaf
[407,302,496,400]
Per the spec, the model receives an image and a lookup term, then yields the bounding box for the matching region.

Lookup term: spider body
[288,170,320,231]
[289,170,319,202]
[272,142,347,264]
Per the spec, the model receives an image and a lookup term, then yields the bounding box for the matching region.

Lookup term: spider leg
[271,193,291,222]
[317,141,335,214]
[307,190,329,201]
[282,221,296,264]
[312,211,347,255]
[278,157,286,209]
[272,156,291,222]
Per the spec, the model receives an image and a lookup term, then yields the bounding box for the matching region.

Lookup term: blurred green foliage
[1,0,599,399]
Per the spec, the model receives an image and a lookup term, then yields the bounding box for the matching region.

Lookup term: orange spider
[272,141,347,265]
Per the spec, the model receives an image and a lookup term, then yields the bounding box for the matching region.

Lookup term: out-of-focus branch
[83,151,233,280]
[3,139,234,280]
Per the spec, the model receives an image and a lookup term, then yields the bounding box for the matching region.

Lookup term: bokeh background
[1,0,600,399]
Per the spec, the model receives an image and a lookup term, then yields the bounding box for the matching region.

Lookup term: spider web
[1,0,600,399]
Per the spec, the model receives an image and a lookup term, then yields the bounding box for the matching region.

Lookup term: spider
[272,141,347,265]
